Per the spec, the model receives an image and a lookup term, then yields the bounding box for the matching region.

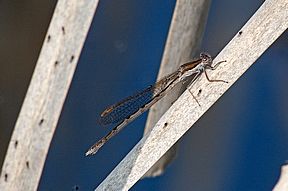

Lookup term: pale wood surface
[0,0,99,190]
[273,164,288,191]
[95,0,288,190]
[143,0,211,177]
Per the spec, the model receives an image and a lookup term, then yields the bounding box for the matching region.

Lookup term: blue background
[1,0,287,190]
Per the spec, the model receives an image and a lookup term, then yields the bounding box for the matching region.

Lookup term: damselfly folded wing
[86,57,206,155]
[98,71,181,126]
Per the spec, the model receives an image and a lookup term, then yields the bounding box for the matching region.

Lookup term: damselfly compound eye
[200,52,212,63]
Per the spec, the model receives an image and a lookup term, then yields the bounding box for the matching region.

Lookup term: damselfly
[86,52,227,156]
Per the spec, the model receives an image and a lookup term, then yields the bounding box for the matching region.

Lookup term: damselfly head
[200,52,212,64]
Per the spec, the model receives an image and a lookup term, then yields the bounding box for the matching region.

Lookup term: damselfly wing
[86,52,227,155]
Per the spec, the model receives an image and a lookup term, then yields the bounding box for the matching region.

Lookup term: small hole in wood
[26,161,29,169]
[197,89,202,96]
[54,61,59,66]
[14,140,18,148]
[164,122,168,128]
[47,35,51,42]
[61,26,65,35]
[4,173,8,182]
[238,31,243,35]
[70,55,75,63]
[39,119,44,126]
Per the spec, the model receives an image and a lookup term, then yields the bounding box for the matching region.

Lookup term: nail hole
[238,31,243,35]
[39,119,44,126]
[14,140,18,148]
[54,61,59,66]
[4,173,8,182]
[26,161,29,169]
[70,55,75,63]
[47,35,51,42]
[61,26,65,35]
[163,122,168,128]
[197,89,202,96]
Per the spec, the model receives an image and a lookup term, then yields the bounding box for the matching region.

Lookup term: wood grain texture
[95,0,288,190]
[143,0,211,177]
[0,0,99,190]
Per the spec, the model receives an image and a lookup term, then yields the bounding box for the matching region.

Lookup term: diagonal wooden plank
[143,0,211,178]
[95,0,288,190]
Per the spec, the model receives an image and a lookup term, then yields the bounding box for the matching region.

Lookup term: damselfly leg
[86,53,228,155]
